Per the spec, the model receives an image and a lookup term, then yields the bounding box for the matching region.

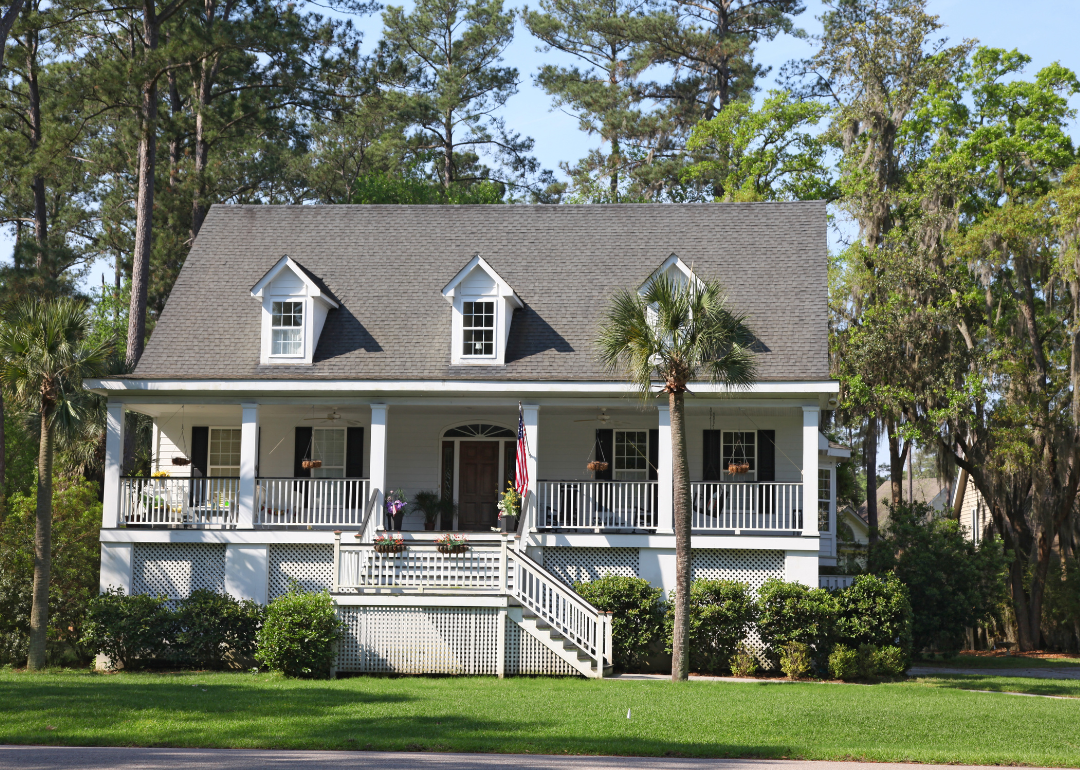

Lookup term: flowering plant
[374,532,405,547]
[496,484,520,519]
[435,533,469,547]
[385,489,408,517]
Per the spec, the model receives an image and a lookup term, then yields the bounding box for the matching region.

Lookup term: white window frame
[614,430,649,481]
[461,299,497,359]
[818,466,832,532]
[722,430,756,480]
[207,427,242,478]
[310,427,346,479]
[270,300,305,359]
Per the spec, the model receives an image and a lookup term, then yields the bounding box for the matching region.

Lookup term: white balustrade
[256,478,369,527]
[538,480,657,530]
[336,544,506,591]
[820,575,855,591]
[119,476,238,527]
[689,482,803,532]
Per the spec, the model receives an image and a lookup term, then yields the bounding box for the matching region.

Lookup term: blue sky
[3,0,1078,287]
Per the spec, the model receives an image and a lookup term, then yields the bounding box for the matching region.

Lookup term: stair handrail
[509,548,612,672]
[357,487,380,543]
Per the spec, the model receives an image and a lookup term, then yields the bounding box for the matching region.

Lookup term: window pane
[208,428,241,475]
[462,301,495,356]
[272,328,302,355]
[272,301,303,327]
[614,430,648,481]
[722,431,755,471]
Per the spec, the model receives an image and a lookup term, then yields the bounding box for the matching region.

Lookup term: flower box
[374,542,406,554]
[436,543,469,554]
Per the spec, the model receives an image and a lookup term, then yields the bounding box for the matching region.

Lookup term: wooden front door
[458,441,500,530]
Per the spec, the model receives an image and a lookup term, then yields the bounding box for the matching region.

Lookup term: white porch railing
[336,543,507,591]
[256,478,369,527]
[119,476,238,527]
[538,480,657,530]
[690,482,803,532]
[820,574,855,591]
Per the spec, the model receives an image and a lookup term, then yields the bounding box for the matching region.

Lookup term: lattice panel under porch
[504,617,577,676]
[541,547,639,587]
[131,543,226,603]
[268,544,334,599]
[691,549,784,594]
[337,607,498,675]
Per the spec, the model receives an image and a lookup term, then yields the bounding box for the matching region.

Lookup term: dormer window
[442,255,523,366]
[463,301,495,356]
[251,255,340,366]
[271,301,304,356]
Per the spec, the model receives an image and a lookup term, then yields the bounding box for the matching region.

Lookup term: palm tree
[0,297,109,670]
[597,273,757,681]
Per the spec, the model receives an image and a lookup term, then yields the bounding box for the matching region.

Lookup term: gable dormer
[442,255,523,366]
[250,256,339,365]
[639,253,704,295]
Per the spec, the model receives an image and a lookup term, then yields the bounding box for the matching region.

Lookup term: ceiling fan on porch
[303,409,363,426]
[573,408,627,425]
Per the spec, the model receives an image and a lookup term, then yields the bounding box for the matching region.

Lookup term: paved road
[0,748,1066,770]
[907,666,1080,680]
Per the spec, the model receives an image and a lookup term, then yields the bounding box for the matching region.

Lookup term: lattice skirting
[131,543,226,604]
[268,544,334,599]
[542,547,640,586]
[336,607,578,676]
[691,549,785,594]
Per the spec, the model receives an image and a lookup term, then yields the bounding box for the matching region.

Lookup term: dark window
[463,301,495,356]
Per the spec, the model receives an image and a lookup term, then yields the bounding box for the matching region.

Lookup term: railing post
[497,606,507,679]
[656,405,673,534]
[103,401,124,528]
[238,403,260,529]
[499,534,509,594]
[333,530,341,592]
[370,404,389,531]
[604,611,614,669]
[802,406,820,537]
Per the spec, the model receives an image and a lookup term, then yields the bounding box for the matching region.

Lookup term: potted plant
[373,532,406,554]
[435,533,469,554]
[385,489,408,530]
[413,490,457,531]
[497,484,521,533]
[728,462,750,475]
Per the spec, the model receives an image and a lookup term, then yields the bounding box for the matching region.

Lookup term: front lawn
[914,653,1080,669]
[2,669,1079,765]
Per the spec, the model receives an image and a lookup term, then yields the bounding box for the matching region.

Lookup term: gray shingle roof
[132,202,830,382]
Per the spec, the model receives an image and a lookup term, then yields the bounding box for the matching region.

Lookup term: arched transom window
[443,423,515,439]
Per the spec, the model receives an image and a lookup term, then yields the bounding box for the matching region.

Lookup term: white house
[87,202,841,677]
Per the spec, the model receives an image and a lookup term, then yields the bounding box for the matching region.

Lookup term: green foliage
[757,578,837,653]
[351,175,504,204]
[877,645,908,676]
[412,490,457,527]
[729,642,758,677]
[2,408,38,501]
[834,573,913,661]
[574,574,664,671]
[871,502,1006,656]
[779,641,811,680]
[828,643,859,680]
[83,589,176,670]
[255,584,342,678]
[857,643,879,679]
[664,580,757,675]
[0,478,102,665]
[174,590,264,670]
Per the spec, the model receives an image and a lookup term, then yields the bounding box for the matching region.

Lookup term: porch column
[802,405,820,537]
[102,401,125,528]
[370,404,388,531]
[237,402,260,529]
[522,404,539,526]
[656,404,673,534]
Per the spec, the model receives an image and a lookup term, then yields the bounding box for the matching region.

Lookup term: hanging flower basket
[728,462,750,474]
[302,459,323,470]
[437,543,469,554]
[587,461,609,473]
[374,542,406,554]
[171,457,191,467]
[435,533,469,554]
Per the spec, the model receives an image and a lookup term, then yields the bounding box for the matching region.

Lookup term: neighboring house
[88,202,839,677]
[859,477,955,529]
[953,473,992,544]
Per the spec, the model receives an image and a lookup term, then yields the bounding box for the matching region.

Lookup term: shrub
[779,641,811,680]
[175,590,264,669]
[575,575,664,672]
[870,502,1006,656]
[82,588,176,670]
[877,645,907,677]
[828,643,859,680]
[255,584,342,678]
[757,578,837,656]
[856,643,879,679]
[665,580,757,675]
[729,642,758,677]
[835,573,913,664]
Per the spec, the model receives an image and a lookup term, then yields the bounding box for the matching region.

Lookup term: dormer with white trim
[639,253,704,295]
[442,255,523,366]
[250,255,339,365]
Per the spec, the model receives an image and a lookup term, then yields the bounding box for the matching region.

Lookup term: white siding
[460,266,497,295]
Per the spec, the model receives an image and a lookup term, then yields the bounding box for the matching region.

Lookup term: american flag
[515,403,529,499]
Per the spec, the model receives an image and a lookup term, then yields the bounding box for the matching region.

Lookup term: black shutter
[346,427,364,477]
[648,429,659,481]
[594,429,613,480]
[294,427,312,478]
[190,426,209,477]
[757,430,776,482]
[703,430,722,481]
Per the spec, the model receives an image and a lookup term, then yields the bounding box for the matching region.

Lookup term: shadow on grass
[912,673,1080,699]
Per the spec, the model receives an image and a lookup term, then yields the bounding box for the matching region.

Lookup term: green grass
[3,669,1080,765]
[911,672,1080,699]
[914,653,1080,669]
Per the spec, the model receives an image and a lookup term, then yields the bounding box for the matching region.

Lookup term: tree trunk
[865,418,878,545]
[125,0,160,370]
[24,21,47,266]
[670,389,691,681]
[26,407,53,670]
[0,0,25,70]
[0,386,6,521]
[886,417,907,507]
